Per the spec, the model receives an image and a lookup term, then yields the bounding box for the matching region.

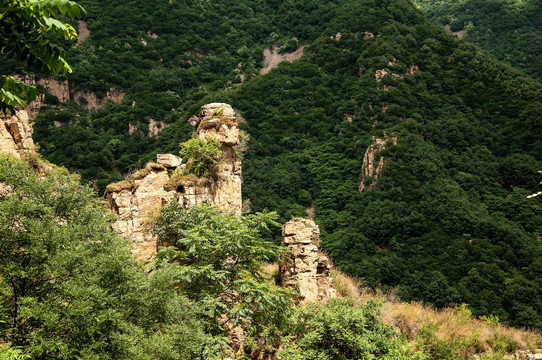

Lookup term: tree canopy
[0,0,83,112]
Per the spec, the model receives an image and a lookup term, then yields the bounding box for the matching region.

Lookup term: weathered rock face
[17,76,70,120]
[74,88,125,110]
[280,218,336,303]
[105,103,242,259]
[260,45,307,75]
[0,110,35,158]
[15,75,125,119]
[358,134,397,193]
[196,103,242,213]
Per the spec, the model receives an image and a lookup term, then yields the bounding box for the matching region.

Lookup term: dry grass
[328,267,542,357]
[105,180,137,193]
[256,262,542,357]
[260,263,280,285]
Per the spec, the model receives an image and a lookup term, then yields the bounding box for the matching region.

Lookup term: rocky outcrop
[76,20,90,45]
[105,103,242,259]
[18,76,70,119]
[358,134,397,192]
[15,75,125,119]
[74,88,125,110]
[280,218,336,303]
[0,110,35,158]
[444,24,465,39]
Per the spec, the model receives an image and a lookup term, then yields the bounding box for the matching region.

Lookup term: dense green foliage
[179,136,223,177]
[0,155,219,359]
[413,0,542,81]
[8,0,542,330]
[19,0,342,189]
[153,203,294,338]
[217,0,542,329]
[0,0,83,111]
[0,155,432,359]
[278,299,426,360]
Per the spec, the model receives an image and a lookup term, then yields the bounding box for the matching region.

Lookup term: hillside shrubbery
[414,0,542,81]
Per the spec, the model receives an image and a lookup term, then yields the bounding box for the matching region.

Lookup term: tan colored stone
[148,118,168,137]
[156,154,182,168]
[0,182,13,197]
[280,218,336,303]
[105,103,243,260]
[16,76,69,120]
[358,134,398,192]
[261,45,307,75]
[76,20,90,46]
[0,110,35,158]
[74,88,125,110]
[199,103,236,118]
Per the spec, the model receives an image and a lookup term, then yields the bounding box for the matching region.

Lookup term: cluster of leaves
[179,136,223,178]
[413,0,542,81]
[153,203,294,337]
[0,0,83,112]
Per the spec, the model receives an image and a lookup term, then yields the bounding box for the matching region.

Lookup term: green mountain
[413,0,542,81]
[12,0,542,329]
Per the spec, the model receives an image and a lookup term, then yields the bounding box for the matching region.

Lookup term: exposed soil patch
[445,24,465,39]
[261,45,307,75]
[76,20,90,45]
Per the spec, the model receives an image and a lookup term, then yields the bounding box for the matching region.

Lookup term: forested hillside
[413,0,542,81]
[8,0,542,330]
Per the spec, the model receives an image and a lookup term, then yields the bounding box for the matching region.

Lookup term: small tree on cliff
[179,136,223,178]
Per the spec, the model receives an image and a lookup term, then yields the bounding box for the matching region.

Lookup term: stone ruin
[280,218,336,303]
[104,103,242,259]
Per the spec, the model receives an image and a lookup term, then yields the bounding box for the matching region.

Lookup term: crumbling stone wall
[280,218,336,302]
[105,103,242,259]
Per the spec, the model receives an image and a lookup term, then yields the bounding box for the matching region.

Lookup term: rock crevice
[358,134,397,193]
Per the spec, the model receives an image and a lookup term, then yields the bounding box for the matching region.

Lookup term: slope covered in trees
[413,0,542,81]
[10,0,542,330]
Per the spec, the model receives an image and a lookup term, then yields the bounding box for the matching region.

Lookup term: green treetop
[0,0,83,112]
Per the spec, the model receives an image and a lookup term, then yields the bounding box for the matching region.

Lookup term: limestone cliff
[358,134,397,193]
[280,218,336,303]
[15,75,125,119]
[0,110,35,158]
[105,103,242,259]
[17,76,69,120]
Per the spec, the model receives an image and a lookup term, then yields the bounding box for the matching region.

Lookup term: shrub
[279,299,427,360]
[179,136,223,178]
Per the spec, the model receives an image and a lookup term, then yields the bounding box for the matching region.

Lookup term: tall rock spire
[105,103,242,259]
